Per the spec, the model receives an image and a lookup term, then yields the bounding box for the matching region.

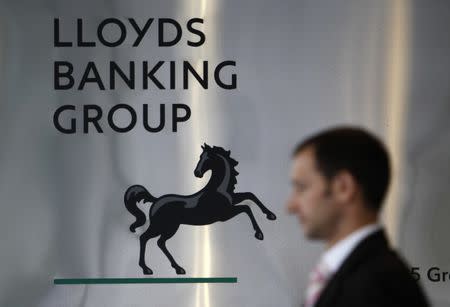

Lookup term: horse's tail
[124,185,157,233]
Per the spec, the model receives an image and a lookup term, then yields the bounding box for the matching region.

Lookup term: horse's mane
[210,145,239,193]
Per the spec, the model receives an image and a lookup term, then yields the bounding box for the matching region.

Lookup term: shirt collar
[321,223,382,274]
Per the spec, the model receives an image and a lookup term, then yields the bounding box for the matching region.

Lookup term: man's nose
[286,197,298,214]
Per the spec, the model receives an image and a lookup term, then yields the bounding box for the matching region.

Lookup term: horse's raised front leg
[157,226,186,275]
[232,192,277,220]
[224,205,264,240]
[139,227,159,275]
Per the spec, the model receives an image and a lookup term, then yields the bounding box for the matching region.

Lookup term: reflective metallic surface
[0,0,449,306]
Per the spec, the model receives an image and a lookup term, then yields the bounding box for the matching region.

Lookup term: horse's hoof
[175,267,186,275]
[255,232,264,240]
[267,212,277,220]
[142,267,153,275]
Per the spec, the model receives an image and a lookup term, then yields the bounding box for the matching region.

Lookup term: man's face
[287,147,341,240]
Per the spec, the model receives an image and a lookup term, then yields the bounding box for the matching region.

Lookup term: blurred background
[0,0,449,306]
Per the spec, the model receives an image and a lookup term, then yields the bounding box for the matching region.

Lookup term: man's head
[287,127,390,241]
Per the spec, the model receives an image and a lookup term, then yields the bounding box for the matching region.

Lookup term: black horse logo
[124,143,277,275]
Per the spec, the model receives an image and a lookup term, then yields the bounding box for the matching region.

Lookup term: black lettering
[172,104,191,132]
[53,105,76,134]
[215,61,236,89]
[77,18,96,47]
[83,105,103,133]
[158,18,182,47]
[98,18,127,47]
[428,267,440,282]
[183,61,208,89]
[143,104,165,132]
[54,18,72,47]
[78,62,105,90]
[54,61,74,90]
[108,104,137,133]
[169,61,176,89]
[128,18,153,47]
[187,18,205,47]
[110,61,135,89]
[143,61,165,89]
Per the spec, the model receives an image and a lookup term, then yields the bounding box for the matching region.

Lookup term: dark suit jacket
[310,229,430,307]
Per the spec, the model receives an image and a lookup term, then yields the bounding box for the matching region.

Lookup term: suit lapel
[314,229,389,307]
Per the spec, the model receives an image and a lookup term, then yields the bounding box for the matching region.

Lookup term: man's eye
[295,183,307,192]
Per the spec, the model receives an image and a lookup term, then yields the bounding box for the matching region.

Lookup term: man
[287,127,429,307]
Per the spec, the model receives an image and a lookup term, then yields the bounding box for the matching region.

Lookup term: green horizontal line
[54,277,238,285]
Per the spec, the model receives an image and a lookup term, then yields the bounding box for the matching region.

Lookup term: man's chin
[302,226,321,240]
[305,233,320,240]
[299,219,320,239]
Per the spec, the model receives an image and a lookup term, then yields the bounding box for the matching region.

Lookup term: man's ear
[331,170,358,204]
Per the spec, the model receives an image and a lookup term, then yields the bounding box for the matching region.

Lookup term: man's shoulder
[316,229,430,307]
[354,244,414,283]
[342,238,429,306]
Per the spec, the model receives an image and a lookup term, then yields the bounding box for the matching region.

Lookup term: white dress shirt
[321,223,382,275]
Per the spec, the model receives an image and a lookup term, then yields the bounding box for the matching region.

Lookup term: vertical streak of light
[179,0,219,306]
[383,0,411,246]
[196,1,211,305]
[191,58,204,307]
[202,227,211,306]
[190,58,211,307]
[191,57,212,307]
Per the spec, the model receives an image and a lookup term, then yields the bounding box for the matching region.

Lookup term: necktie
[304,260,332,307]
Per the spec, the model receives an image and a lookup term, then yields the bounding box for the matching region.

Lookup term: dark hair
[293,127,391,212]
